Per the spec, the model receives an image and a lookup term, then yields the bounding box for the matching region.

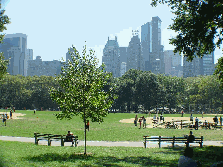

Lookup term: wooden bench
[143,136,203,148]
[214,125,223,130]
[34,133,78,147]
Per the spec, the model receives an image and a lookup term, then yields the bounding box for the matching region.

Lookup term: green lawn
[0,110,222,141]
[0,140,222,167]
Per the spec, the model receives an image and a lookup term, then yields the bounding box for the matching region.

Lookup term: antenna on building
[132,30,139,36]
[115,36,117,41]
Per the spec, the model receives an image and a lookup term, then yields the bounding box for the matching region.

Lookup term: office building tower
[126,30,144,72]
[141,17,165,74]
[183,56,203,78]
[120,62,127,77]
[26,49,33,60]
[102,36,120,78]
[24,49,33,76]
[150,16,165,74]
[141,22,152,71]
[27,56,62,76]
[119,47,128,64]
[203,52,215,75]
[164,50,182,77]
[0,33,27,75]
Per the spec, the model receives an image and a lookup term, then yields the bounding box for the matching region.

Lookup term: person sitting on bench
[186,131,195,147]
[66,131,74,146]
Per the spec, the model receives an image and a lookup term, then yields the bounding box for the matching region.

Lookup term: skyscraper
[141,22,152,71]
[140,16,164,74]
[203,52,215,75]
[0,33,28,75]
[164,50,182,77]
[119,47,128,64]
[102,36,120,78]
[127,31,144,72]
[183,56,203,78]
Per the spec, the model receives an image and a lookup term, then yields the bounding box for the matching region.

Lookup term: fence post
[159,136,161,148]
[181,120,183,129]
[61,135,64,146]
[75,136,77,147]
[201,136,203,148]
[172,136,175,147]
[48,134,51,146]
[144,136,146,148]
[34,133,38,145]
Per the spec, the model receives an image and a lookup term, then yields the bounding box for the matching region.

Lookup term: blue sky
[1,0,222,66]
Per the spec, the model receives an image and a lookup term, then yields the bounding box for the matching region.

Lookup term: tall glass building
[0,33,27,75]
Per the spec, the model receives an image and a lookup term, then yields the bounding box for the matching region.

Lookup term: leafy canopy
[49,43,117,123]
[151,0,222,61]
[0,3,10,80]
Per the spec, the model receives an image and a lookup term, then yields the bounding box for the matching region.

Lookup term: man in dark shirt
[187,131,195,147]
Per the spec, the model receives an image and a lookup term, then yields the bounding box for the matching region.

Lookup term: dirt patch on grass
[120,116,219,128]
[0,112,26,119]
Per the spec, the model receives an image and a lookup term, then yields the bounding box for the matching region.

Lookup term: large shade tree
[0,3,10,80]
[49,43,117,155]
[151,0,222,61]
[151,0,223,109]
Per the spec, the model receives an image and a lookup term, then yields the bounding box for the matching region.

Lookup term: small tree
[0,3,10,80]
[50,43,117,155]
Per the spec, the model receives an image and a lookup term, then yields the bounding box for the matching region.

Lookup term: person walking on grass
[181,110,184,117]
[195,117,199,130]
[139,117,142,129]
[10,110,12,119]
[134,115,138,127]
[220,116,222,126]
[143,116,146,128]
[86,120,90,131]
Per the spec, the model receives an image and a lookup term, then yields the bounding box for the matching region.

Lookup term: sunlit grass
[0,140,222,167]
[0,110,222,141]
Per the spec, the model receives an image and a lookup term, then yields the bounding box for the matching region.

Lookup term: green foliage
[0,75,59,110]
[50,43,117,123]
[0,3,11,80]
[151,0,222,61]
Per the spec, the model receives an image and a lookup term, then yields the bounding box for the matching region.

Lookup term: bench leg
[75,139,77,147]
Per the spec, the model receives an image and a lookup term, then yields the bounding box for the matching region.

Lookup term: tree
[151,0,222,61]
[0,2,10,80]
[49,43,117,155]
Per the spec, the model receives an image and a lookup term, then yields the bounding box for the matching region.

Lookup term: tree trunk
[84,109,86,155]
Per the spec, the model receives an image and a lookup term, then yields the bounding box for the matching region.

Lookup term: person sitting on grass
[66,131,74,146]
[178,147,201,167]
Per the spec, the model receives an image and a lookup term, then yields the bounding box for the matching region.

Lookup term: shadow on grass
[24,152,178,166]
[162,146,223,166]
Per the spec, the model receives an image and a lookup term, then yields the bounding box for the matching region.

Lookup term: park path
[0,136,223,148]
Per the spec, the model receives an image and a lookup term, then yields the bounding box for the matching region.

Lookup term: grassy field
[0,110,222,141]
[0,140,223,167]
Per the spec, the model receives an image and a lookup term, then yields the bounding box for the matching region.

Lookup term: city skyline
[2,0,222,67]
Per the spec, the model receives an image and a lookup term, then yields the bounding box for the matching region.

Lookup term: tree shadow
[162,146,223,166]
[23,152,178,166]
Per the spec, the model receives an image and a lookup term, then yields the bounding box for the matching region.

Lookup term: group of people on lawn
[134,115,146,128]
